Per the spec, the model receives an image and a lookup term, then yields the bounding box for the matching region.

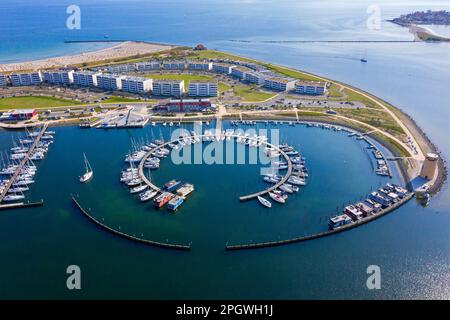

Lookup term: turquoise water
[0,0,449,299]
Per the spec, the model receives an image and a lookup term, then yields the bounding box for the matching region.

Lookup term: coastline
[0,41,175,72]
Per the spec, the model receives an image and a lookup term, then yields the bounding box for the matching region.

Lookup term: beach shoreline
[0,41,175,72]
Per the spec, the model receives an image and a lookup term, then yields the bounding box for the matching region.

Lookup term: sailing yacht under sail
[79,153,93,183]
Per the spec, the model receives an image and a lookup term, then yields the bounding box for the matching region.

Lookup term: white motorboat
[130,184,148,194]
[257,196,272,208]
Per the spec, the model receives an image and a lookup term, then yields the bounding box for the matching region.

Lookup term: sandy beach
[0,41,175,72]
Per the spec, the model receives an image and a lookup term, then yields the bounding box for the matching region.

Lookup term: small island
[389,10,450,26]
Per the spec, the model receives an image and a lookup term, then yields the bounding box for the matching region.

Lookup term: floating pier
[0,124,48,203]
[71,196,191,250]
[0,200,44,211]
[226,193,414,251]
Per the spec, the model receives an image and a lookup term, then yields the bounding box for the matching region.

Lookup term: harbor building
[152,80,185,97]
[136,61,161,72]
[212,63,236,74]
[245,71,267,85]
[162,61,186,70]
[264,77,296,92]
[43,70,74,85]
[420,153,439,180]
[295,81,328,95]
[0,109,37,122]
[96,74,126,91]
[73,71,102,87]
[156,99,213,113]
[231,66,252,80]
[0,74,6,87]
[188,61,212,71]
[107,63,137,74]
[121,76,153,94]
[188,81,218,97]
[10,71,43,86]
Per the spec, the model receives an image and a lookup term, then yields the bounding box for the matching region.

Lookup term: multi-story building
[295,81,327,95]
[107,63,136,74]
[212,63,236,74]
[156,99,213,113]
[152,80,185,97]
[264,77,296,92]
[188,81,218,97]
[96,74,126,91]
[244,71,266,85]
[10,71,43,86]
[188,61,212,71]
[231,66,252,80]
[162,61,186,70]
[73,71,102,87]
[121,76,153,94]
[0,74,6,87]
[43,70,74,85]
[136,61,161,72]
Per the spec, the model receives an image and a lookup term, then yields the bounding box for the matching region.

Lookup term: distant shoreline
[0,41,175,73]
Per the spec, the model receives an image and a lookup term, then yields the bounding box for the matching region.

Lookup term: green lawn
[0,96,82,110]
[233,85,276,102]
[102,96,142,103]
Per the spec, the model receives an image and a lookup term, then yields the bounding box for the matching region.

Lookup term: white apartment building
[136,61,161,72]
[107,63,136,74]
[188,81,218,97]
[121,76,153,94]
[43,70,74,85]
[295,81,328,95]
[212,63,236,74]
[10,71,43,86]
[96,74,126,91]
[231,66,252,80]
[188,61,212,71]
[162,61,186,70]
[73,71,102,87]
[244,72,266,85]
[264,77,296,92]
[152,80,185,97]
[0,74,6,87]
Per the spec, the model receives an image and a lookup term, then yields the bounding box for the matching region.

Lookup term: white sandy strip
[0,41,174,72]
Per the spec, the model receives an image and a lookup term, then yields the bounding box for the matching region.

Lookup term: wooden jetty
[0,124,48,203]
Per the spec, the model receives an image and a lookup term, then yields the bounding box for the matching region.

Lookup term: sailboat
[79,153,93,183]
[360,50,368,63]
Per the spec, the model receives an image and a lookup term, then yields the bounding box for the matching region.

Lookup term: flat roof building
[43,70,74,85]
[97,74,126,91]
[212,63,236,74]
[0,74,6,87]
[162,61,186,70]
[10,71,43,86]
[245,71,267,85]
[157,99,213,113]
[121,76,153,94]
[152,79,185,97]
[188,81,218,97]
[136,61,161,72]
[295,81,328,95]
[188,61,212,71]
[264,77,296,92]
[73,71,102,87]
[0,109,37,122]
[107,63,137,74]
[231,66,252,80]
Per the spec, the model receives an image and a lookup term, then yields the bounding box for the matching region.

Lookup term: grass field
[102,96,143,103]
[233,85,276,102]
[0,96,82,110]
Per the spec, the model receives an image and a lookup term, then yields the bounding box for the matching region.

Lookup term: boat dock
[0,124,48,203]
[226,193,414,251]
[71,196,191,250]
[0,200,44,210]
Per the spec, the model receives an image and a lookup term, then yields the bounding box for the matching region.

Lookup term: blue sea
[0,0,449,299]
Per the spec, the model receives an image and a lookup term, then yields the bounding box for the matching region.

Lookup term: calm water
[0,0,449,299]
